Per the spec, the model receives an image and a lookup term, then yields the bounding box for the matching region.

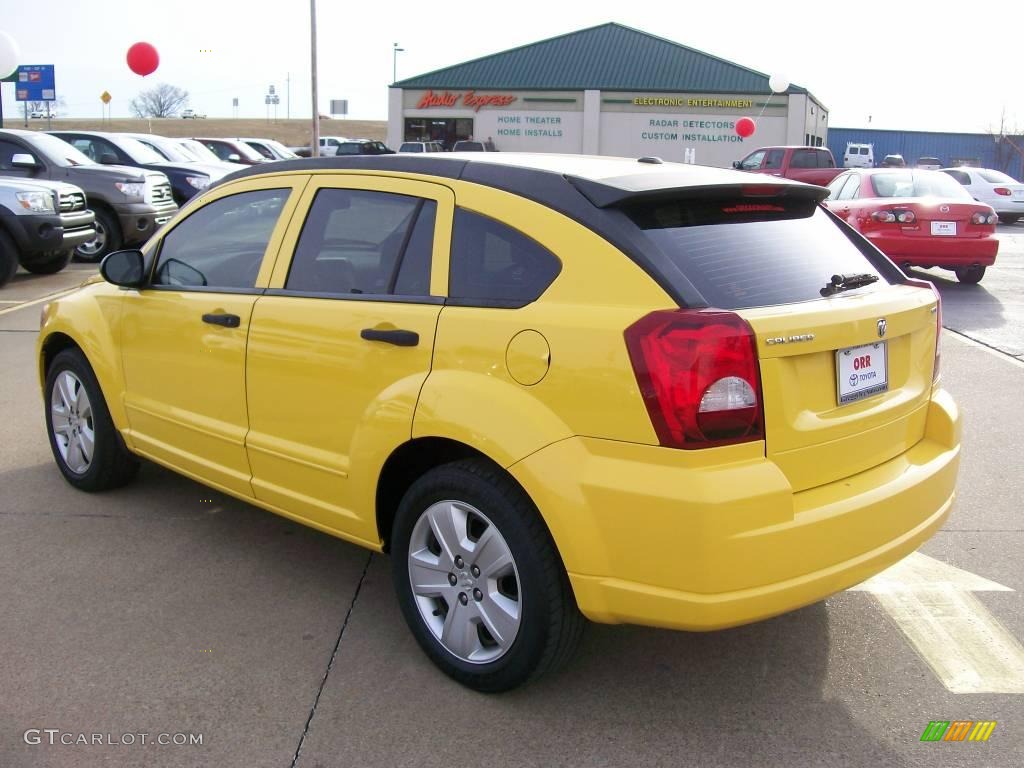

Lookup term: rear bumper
[990,200,1024,216]
[510,389,960,631]
[866,232,998,266]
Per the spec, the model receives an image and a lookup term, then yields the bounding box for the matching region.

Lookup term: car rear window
[978,169,1016,184]
[870,171,971,199]
[625,198,889,310]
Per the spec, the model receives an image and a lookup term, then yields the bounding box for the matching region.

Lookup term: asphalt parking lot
[1,227,1022,768]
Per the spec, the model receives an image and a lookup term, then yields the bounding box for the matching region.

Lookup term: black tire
[74,207,122,263]
[391,459,584,692]
[954,265,986,284]
[44,348,139,491]
[997,215,1019,225]
[0,229,19,288]
[21,249,73,275]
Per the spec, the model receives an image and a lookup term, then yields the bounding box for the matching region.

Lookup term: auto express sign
[14,65,56,102]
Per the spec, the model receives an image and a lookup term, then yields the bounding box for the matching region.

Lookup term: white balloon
[769,74,790,94]
[0,30,19,80]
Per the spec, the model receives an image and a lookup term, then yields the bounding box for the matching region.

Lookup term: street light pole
[310,0,319,158]
[392,43,404,84]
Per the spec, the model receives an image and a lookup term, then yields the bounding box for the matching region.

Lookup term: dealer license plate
[931,221,956,236]
[836,342,888,404]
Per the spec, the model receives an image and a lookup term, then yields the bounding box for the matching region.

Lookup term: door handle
[360,328,419,347]
[202,313,241,328]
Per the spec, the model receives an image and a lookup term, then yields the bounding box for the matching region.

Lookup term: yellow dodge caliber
[37,154,960,691]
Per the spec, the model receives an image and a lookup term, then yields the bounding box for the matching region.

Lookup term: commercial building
[388,23,828,167]
[828,127,1024,178]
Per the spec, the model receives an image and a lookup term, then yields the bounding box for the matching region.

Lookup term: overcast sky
[2,0,1021,134]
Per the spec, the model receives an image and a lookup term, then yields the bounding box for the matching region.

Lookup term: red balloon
[735,117,756,138]
[126,42,159,77]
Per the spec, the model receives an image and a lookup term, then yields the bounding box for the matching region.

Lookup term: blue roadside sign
[14,65,56,102]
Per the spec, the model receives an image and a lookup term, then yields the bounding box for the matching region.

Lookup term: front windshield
[870,170,972,199]
[114,136,167,164]
[265,140,296,159]
[25,132,94,167]
[179,139,221,163]
[143,137,195,163]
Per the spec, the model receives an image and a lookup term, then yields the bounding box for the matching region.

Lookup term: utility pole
[392,43,404,84]
[310,0,319,157]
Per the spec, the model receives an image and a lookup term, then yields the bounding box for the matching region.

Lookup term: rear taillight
[971,211,998,225]
[905,279,942,382]
[624,310,764,449]
[871,210,897,223]
[994,187,1012,196]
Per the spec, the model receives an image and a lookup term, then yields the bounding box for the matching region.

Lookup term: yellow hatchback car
[38,154,960,691]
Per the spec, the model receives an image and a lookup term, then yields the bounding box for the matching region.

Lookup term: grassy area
[7,118,387,147]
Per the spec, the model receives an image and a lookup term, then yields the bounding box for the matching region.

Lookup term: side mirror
[100,249,146,288]
[227,153,241,163]
[11,153,37,168]
[732,160,743,169]
[99,153,119,165]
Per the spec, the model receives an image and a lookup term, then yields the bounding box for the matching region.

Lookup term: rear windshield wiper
[820,272,879,296]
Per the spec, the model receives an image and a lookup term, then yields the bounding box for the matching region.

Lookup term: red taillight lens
[871,210,897,223]
[994,187,1012,196]
[905,279,942,382]
[971,211,989,225]
[895,210,916,224]
[624,310,764,449]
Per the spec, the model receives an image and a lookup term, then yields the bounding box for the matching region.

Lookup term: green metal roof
[394,23,808,95]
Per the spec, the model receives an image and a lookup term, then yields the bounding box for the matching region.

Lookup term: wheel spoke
[51,411,72,437]
[440,599,480,660]
[427,502,469,563]
[409,552,454,598]
[65,438,85,473]
[57,373,76,412]
[478,593,520,647]
[471,524,513,578]
[78,428,95,465]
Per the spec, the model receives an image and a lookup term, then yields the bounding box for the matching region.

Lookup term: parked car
[399,141,446,153]
[940,166,1024,223]
[181,109,206,119]
[0,129,177,261]
[452,140,498,152]
[174,138,240,168]
[0,177,95,285]
[50,131,215,206]
[843,143,874,168]
[29,110,45,120]
[317,135,351,156]
[121,133,244,176]
[733,146,843,185]
[240,138,299,161]
[880,154,907,168]
[916,157,941,171]
[193,138,267,166]
[334,140,394,155]
[824,168,998,283]
[38,153,956,692]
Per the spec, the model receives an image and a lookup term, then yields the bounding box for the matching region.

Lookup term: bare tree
[129,83,189,118]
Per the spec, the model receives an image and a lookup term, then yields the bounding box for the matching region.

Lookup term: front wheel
[45,348,139,491]
[22,250,72,275]
[75,207,122,263]
[955,265,986,284]
[391,459,584,692]
[0,230,18,287]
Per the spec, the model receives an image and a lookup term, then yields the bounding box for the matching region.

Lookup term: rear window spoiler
[565,175,830,209]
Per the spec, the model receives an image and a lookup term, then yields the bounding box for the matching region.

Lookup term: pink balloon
[127,42,159,77]
[735,117,756,138]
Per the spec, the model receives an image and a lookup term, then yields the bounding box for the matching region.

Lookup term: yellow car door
[119,176,308,497]
[244,174,453,545]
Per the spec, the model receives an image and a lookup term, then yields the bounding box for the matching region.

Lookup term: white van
[844,143,874,168]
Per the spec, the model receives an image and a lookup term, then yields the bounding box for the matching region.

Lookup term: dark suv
[0,129,177,261]
[334,140,395,155]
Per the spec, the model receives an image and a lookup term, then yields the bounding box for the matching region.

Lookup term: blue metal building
[827,127,1024,179]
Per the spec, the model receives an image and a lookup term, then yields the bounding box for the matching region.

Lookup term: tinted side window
[449,209,561,306]
[825,174,848,199]
[154,189,288,289]
[943,170,971,185]
[838,174,861,200]
[763,149,785,170]
[286,188,431,296]
[790,150,816,169]
[739,150,765,170]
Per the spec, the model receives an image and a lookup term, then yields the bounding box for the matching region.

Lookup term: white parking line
[944,329,1024,369]
[851,553,1024,694]
[0,287,79,318]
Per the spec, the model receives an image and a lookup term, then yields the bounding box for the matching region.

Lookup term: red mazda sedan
[824,168,998,283]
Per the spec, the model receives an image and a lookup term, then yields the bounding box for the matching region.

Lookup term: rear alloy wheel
[391,459,584,692]
[75,207,121,262]
[21,250,73,275]
[45,348,139,491]
[954,265,986,284]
